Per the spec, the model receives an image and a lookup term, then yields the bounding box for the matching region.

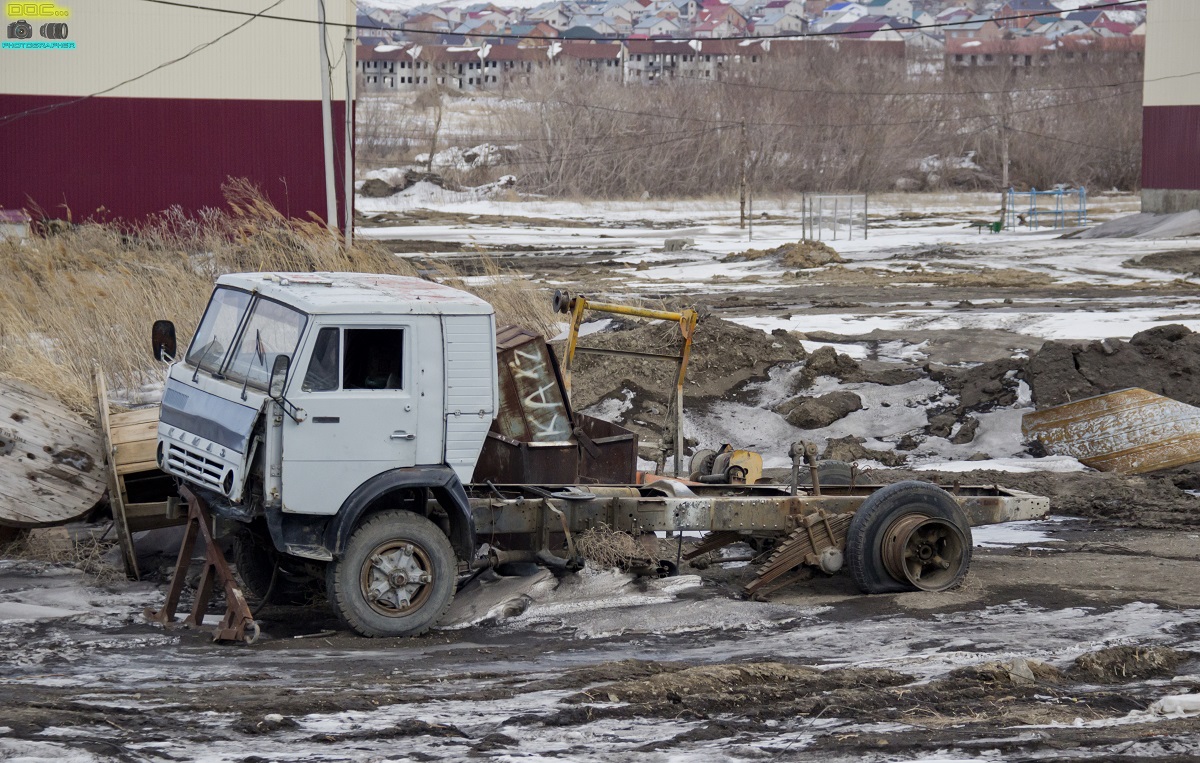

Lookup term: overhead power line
[135,0,1146,45]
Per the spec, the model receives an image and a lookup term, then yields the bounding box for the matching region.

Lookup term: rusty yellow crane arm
[552,290,699,476]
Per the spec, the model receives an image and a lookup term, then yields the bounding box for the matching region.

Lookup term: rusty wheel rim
[881,513,966,591]
[359,540,435,618]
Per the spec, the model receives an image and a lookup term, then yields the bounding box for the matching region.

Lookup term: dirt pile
[1125,250,1200,277]
[568,316,807,417]
[777,391,863,429]
[878,467,1200,528]
[951,658,1063,686]
[725,240,843,269]
[1072,646,1188,683]
[822,436,907,467]
[567,662,911,710]
[1026,324,1200,408]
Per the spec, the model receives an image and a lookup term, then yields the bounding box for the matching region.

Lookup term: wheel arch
[326,466,475,561]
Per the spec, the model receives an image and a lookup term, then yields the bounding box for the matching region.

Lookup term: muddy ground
[3,519,1200,762]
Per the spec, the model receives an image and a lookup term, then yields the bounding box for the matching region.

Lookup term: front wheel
[326,510,457,637]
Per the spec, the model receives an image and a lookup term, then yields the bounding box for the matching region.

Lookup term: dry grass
[0,180,557,413]
[2,528,123,584]
[575,523,650,570]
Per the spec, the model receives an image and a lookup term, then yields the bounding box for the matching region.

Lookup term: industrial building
[0,0,355,227]
[1142,0,1200,214]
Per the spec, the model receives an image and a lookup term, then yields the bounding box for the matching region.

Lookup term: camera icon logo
[6,19,33,39]
[39,21,68,39]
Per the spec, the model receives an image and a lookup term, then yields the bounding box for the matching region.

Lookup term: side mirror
[268,354,290,400]
[152,320,176,361]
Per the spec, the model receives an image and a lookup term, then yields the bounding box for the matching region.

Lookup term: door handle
[390,431,415,440]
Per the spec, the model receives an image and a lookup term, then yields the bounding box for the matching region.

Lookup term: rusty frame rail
[554,290,699,478]
[144,486,260,644]
[467,482,1049,538]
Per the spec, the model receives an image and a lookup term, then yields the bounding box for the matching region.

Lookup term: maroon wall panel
[1143,105,1200,191]
[0,95,349,227]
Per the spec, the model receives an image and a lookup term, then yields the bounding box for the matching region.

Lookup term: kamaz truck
[152,272,1047,640]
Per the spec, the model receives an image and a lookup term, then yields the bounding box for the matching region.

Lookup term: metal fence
[801,194,869,241]
[1005,187,1088,230]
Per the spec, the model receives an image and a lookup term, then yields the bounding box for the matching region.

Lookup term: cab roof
[216,272,494,316]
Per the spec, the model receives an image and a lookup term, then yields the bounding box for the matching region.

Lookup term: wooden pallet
[95,371,181,579]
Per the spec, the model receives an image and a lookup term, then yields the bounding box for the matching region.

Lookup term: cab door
[280,316,444,516]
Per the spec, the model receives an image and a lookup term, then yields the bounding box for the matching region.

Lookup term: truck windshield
[223,298,308,391]
[186,287,251,374]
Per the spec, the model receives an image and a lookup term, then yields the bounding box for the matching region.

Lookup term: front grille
[166,442,225,492]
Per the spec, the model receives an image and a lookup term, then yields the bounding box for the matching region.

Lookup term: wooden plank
[1022,388,1200,475]
[111,408,160,427]
[116,459,159,477]
[95,371,139,579]
[110,420,159,446]
[0,378,107,528]
[114,439,157,470]
[124,501,182,532]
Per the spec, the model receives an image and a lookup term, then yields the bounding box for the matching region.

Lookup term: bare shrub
[482,50,1140,197]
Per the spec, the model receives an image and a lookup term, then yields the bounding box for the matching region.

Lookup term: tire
[232,529,315,607]
[845,480,971,594]
[326,510,457,638]
[796,460,875,487]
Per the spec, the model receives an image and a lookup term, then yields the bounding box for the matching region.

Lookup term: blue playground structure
[1005,187,1088,230]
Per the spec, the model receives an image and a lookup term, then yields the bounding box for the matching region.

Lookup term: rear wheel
[326,510,456,637]
[845,481,971,594]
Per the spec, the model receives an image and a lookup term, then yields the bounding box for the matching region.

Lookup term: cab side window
[343,329,404,390]
[301,327,340,392]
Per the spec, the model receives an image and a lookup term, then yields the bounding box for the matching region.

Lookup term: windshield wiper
[190,338,221,383]
[239,329,265,401]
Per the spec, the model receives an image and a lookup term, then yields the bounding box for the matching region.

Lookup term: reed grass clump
[0,180,557,412]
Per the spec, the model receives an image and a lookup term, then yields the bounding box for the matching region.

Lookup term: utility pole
[739,120,748,229]
[343,21,354,247]
[317,0,338,234]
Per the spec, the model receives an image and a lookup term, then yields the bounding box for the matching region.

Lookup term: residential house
[996,0,1059,30]
[633,14,680,36]
[553,40,625,80]
[862,0,912,20]
[499,21,559,40]
[943,14,1003,42]
[811,2,868,31]
[753,8,807,36]
[823,14,906,40]
[525,2,573,29]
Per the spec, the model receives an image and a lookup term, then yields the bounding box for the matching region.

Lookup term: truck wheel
[326,510,456,638]
[845,481,971,594]
[232,529,314,607]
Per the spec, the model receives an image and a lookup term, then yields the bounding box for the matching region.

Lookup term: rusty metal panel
[575,414,638,484]
[494,327,573,443]
[473,432,579,485]
[1022,388,1200,474]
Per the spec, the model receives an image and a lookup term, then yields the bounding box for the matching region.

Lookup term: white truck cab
[156,272,497,636]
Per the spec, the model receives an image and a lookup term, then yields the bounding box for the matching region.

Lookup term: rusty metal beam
[1023,388,1200,474]
[467,485,1048,538]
